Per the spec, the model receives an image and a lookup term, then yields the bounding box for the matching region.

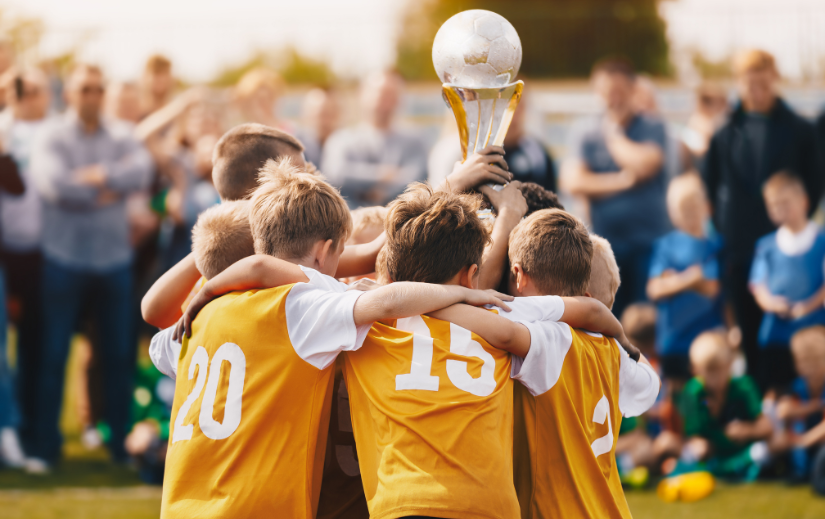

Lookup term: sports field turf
[3,456,825,519]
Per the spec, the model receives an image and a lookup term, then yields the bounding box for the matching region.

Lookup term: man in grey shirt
[28,64,153,468]
[322,71,427,209]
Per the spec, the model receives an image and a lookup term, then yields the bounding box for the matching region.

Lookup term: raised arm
[142,253,204,328]
[477,182,527,290]
[434,145,511,194]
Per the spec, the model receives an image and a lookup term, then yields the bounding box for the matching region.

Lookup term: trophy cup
[432,10,523,182]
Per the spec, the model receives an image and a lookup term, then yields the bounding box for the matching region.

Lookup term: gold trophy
[433,10,523,173]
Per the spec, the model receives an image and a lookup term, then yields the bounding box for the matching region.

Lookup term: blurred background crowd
[2,0,825,514]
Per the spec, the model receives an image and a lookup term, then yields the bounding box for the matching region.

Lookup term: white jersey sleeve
[613,338,660,417]
[510,320,574,396]
[285,266,372,370]
[149,326,182,380]
[496,295,573,396]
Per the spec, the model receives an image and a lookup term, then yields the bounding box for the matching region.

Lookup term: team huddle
[143,123,660,519]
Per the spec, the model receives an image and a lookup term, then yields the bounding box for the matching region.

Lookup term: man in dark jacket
[702,49,824,381]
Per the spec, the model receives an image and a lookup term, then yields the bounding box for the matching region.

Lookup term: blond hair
[235,68,285,101]
[144,54,172,75]
[733,49,778,76]
[349,206,388,245]
[587,234,620,310]
[250,157,351,259]
[667,173,707,209]
[385,183,488,284]
[192,201,255,280]
[689,331,731,368]
[509,209,593,296]
[791,326,825,357]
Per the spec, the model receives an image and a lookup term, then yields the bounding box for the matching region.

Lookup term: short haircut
[689,331,731,367]
[250,157,351,259]
[733,49,777,76]
[385,183,489,284]
[67,63,103,89]
[667,173,707,211]
[518,182,564,217]
[587,234,620,310]
[349,206,388,245]
[192,201,255,280]
[213,124,305,201]
[145,54,172,75]
[791,326,825,357]
[621,303,657,348]
[763,170,806,198]
[509,209,593,297]
[591,57,636,80]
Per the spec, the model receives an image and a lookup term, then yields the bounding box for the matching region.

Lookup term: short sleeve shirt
[566,114,671,251]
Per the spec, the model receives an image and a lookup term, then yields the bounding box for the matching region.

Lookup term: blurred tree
[396,0,672,80]
[212,48,336,87]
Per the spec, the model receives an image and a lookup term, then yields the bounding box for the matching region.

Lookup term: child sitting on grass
[775,326,825,491]
[678,331,772,480]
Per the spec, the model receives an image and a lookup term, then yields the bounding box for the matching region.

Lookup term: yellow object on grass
[657,471,715,503]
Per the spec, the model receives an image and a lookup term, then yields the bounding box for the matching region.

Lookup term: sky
[8,0,825,82]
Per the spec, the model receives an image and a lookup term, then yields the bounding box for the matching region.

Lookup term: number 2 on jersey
[590,395,613,458]
[395,316,496,397]
[172,343,247,444]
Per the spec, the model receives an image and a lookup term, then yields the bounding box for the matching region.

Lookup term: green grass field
[3,455,825,519]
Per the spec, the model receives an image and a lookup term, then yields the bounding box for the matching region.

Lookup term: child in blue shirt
[648,173,723,384]
[750,171,825,393]
[775,326,825,491]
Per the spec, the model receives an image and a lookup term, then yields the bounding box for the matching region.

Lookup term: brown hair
[213,124,305,201]
[591,57,636,80]
[733,49,777,76]
[145,54,172,75]
[518,182,564,217]
[249,157,351,259]
[588,234,621,310]
[509,209,593,296]
[385,183,489,284]
[763,170,805,198]
[192,201,255,280]
[621,303,657,349]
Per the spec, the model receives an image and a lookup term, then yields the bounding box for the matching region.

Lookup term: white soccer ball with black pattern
[432,9,522,89]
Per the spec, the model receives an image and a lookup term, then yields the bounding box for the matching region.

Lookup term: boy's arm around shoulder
[618,348,661,417]
[141,253,202,329]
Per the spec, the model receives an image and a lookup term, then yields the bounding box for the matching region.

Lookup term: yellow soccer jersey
[506,313,660,519]
[316,358,369,519]
[159,267,371,519]
[344,314,519,519]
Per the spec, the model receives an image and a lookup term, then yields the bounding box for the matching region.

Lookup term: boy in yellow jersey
[150,160,513,519]
[183,184,637,519]
[431,210,660,519]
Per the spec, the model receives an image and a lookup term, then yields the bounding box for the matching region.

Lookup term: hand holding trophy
[432,10,523,191]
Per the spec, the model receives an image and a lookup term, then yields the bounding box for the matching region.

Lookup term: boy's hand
[461,288,514,311]
[443,145,511,193]
[172,285,218,341]
[616,333,641,362]
[724,420,753,443]
[480,181,527,221]
[790,298,819,320]
[768,295,792,318]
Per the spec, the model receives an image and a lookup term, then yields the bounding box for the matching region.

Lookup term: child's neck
[681,225,705,239]
[782,219,809,234]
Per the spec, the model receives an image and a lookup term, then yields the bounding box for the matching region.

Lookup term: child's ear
[584,291,593,299]
[315,239,335,270]
[460,264,479,290]
[512,263,527,294]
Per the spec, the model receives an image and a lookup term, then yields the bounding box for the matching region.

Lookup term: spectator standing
[295,88,340,168]
[28,64,153,469]
[682,83,729,167]
[0,69,51,459]
[139,55,175,119]
[501,94,556,192]
[561,58,671,317]
[232,68,285,130]
[702,49,823,381]
[322,70,427,208]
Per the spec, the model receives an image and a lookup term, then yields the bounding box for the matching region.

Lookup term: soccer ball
[432,10,522,89]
